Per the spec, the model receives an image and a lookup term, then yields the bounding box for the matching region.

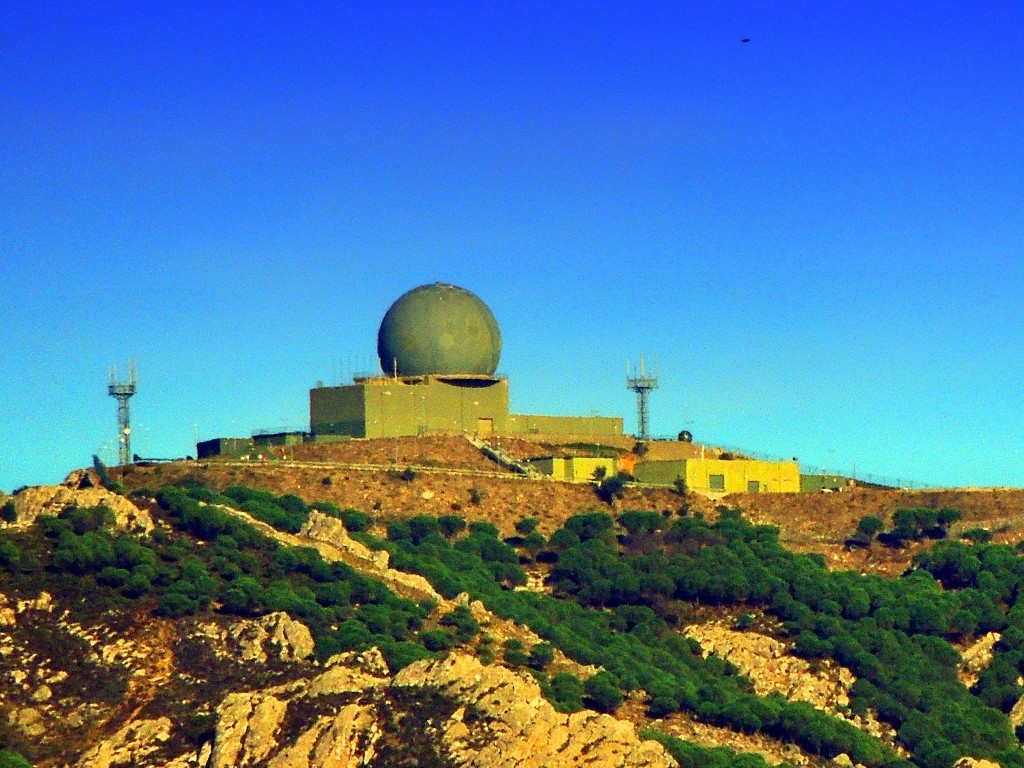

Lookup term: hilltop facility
[308,283,622,441]
[196,282,799,496]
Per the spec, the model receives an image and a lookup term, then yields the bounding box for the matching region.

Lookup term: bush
[584,671,624,712]
[387,521,412,542]
[515,517,539,536]
[857,516,885,538]
[549,672,585,713]
[937,508,963,527]
[528,641,555,670]
[596,476,627,505]
[420,630,455,652]
[503,638,530,667]
[440,605,480,643]
[408,515,440,545]
[438,515,466,538]
[1,501,16,524]
[469,521,500,538]
[339,509,374,532]
[0,536,21,570]
[563,512,616,543]
[521,531,547,560]
[0,750,32,768]
[469,487,483,505]
[963,528,994,544]
[618,510,665,537]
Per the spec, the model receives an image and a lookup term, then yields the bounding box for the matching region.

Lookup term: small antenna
[626,354,659,441]
[108,359,138,466]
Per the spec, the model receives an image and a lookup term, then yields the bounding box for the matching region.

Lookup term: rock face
[959,632,1000,688]
[685,624,855,711]
[299,511,439,600]
[392,654,675,768]
[73,647,676,768]
[77,718,173,768]
[3,472,153,534]
[196,613,316,664]
[684,624,903,752]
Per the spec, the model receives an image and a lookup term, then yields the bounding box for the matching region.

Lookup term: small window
[747,480,761,493]
[709,474,725,491]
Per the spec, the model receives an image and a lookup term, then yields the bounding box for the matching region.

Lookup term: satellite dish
[678,430,693,443]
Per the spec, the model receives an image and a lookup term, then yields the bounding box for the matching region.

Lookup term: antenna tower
[108,360,138,466]
[626,354,659,441]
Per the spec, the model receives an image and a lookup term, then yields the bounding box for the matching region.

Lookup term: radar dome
[377,283,502,377]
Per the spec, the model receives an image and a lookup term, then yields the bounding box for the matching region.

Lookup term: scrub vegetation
[5,479,1024,768]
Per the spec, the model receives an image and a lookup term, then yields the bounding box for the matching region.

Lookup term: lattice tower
[626,355,659,442]
[108,360,137,466]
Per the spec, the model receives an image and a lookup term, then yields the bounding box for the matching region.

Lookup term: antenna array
[626,354,659,442]
[108,360,138,466]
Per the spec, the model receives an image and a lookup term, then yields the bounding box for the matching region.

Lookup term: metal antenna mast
[108,360,137,466]
[626,354,659,441]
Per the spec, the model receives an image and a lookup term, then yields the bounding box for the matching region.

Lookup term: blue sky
[2,2,1022,490]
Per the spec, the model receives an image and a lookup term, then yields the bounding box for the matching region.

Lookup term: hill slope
[3,451,1024,768]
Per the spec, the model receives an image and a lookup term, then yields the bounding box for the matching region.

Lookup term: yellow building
[524,456,618,483]
[634,458,800,495]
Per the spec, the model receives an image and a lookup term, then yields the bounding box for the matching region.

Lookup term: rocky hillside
[4,454,1024,768]
[0,475,675,767]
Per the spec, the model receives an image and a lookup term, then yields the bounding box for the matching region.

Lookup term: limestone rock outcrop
[959,632,1000,688]
[3,472,152,534]
[76,718,173,768]
[684,623,902,752]
[392,654,676,768]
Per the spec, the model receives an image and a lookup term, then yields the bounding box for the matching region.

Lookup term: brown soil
[114,436,1024,573]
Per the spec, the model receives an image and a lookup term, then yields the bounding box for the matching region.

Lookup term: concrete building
[523,456,618,482]
[634,457,800,494]
[309,283,621,440]
[311,374,510,438]
[196,437,255,459]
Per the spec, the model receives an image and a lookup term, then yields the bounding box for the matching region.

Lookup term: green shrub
[408,515,440,544]
[387,521,412,542]
[1,501,16,524]
[0,537,21,571]
[618,510,665,536]
[420,630,455,652]
[963,528,994,544]
[596,476,627,505]
[515,517,539,536]
[468,521,500,538]
[340,509,374,532]
[440,605,480,643]
[0,749,33,768]
[528,641,554,670]
[438,515,466,538]
[584,671,624,712]
[549,672,585,713]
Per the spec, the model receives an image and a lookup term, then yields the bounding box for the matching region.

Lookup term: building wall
[311,377,510,438]
[507,414,623,438]
[524,456,617,482]
[564,456,616,482]
[800,474,853,492]
[632,459,687,486]
[635,458,800,494]
[196,437,254,459]
[253,432,306,446]
[310,385,366,437]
